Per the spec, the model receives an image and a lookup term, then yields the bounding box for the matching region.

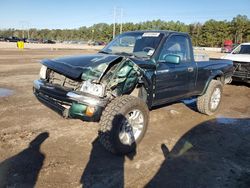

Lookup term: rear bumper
[33,80,108,121]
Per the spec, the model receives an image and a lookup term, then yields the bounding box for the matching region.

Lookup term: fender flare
[200,70,224,95]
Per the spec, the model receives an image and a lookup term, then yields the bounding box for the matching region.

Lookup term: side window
[159,35,191,62]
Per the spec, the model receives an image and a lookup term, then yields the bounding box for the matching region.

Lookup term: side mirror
[162,54,181,64]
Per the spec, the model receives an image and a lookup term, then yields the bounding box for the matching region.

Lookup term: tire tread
[197,80,223,116]
[98,95,148,154]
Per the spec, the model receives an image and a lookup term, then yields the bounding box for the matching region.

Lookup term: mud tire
[98,95,149,155]
[197,80,223,116]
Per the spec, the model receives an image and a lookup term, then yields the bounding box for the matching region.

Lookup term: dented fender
[100,58,155,107]
[101,58,142,96]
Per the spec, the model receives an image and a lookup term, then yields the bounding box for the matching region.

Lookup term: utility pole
[21,22,25,39]
[113,7,116,39]
[20,21,30,39]
[120,8,123,34]
[27,22,30,39]
[91,29,94,41]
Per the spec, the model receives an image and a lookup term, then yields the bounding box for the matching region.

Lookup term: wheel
[197,80,223,116]
[98,95,149,155]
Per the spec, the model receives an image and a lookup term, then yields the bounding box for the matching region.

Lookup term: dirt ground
[0,42,103,50]
[0,49,249,188]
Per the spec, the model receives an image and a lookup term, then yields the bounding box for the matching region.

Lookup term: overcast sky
[1,0,250,29]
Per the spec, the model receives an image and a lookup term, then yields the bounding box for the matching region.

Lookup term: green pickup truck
[34,30,233,154]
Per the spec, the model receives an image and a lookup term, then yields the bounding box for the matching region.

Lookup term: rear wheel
[98,95,149,155]
[197,80,223,116]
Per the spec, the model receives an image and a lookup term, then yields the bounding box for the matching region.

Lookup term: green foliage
[0,15,249,47]
[231,15,250,44]
[199,20,232,47]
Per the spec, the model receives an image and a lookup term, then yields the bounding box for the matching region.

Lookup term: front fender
[136,70,155,108]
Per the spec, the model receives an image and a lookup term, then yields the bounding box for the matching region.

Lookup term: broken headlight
[39,65,47,79]
[80,80,105,97]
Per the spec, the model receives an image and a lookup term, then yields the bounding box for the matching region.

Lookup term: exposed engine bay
[40,56,143,100]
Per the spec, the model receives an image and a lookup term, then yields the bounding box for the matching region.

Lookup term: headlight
[39,65,47,79]
[80,80,104,97]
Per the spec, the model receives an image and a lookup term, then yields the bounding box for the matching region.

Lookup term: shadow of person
[146,118,250,188]
[80,114,137,188]
[0,132,49,187]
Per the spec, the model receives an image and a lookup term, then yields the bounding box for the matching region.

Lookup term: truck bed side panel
[194,59,233,95]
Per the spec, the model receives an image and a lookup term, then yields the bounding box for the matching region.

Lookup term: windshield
[232,44,250,54]
[101,32,164,58]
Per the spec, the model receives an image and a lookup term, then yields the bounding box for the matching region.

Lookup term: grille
[233,61,250,72]
[48,70,81,90]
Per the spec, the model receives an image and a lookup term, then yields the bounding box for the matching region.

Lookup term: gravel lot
[0,48,249,188]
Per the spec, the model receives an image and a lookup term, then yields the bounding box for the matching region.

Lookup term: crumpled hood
[41,54,122,80]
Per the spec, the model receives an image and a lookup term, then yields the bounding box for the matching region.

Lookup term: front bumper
[33,80,108,121]
[232,71,250,83]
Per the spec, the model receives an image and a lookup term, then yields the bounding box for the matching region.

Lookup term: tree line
[0,15,249,47]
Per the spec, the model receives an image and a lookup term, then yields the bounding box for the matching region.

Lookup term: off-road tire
[98,95,149,155]
[197,80,223,116]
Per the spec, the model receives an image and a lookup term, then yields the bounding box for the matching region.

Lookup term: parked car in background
[43,39,56,44]
[88,40,105,46]
[97,41,106,45]
[5,36,20,42]
[87,40,96,46]
[0,37,5,41]
[20,38,26,42]
[26,38,40,43]
[221,43,250,83]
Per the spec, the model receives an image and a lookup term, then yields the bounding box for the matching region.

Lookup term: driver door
[154,35,195,105]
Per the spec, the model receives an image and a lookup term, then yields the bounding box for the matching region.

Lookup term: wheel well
[214,75,225,84]
[129,84,147,103]
[201,75,224,95]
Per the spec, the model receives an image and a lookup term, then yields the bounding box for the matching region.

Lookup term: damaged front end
[33,55,143,121]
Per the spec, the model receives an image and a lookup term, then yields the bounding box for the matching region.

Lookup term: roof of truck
[123,30,188,35]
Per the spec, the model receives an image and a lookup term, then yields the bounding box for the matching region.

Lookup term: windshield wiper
[100,51,146,59]
[114,52,134,57]
[99,50,110,54]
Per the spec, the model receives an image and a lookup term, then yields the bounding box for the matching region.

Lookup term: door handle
[187,67,194,72]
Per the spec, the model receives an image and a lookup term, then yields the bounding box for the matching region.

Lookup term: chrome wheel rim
[210,88,221,110]
[119,109,144,145]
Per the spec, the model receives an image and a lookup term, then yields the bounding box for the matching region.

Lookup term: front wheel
[197,80,223,116]
[98,95,149,155]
